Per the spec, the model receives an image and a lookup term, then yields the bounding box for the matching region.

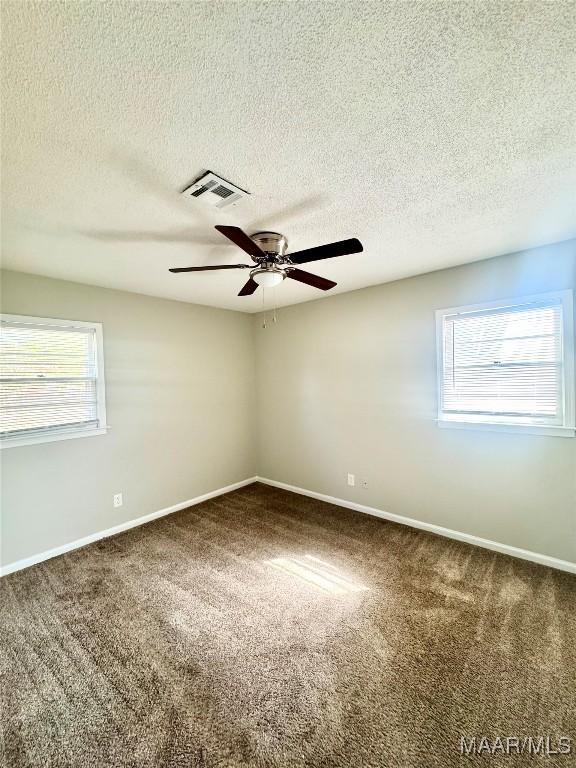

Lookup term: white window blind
[436,292,574,434]
[0,315,107,446]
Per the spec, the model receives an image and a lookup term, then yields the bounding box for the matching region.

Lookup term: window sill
[437,420,575,437]
[0,425,110,449]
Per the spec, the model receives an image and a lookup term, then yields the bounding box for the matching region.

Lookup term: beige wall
[2,241,575,570]
[1,271,256,566]
[255,240,576,563]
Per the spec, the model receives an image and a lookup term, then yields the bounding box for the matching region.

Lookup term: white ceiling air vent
[181,171,249,209]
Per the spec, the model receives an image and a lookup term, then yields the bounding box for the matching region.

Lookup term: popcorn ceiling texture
[1,1,575,311]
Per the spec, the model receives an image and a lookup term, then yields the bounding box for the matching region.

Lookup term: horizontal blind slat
[441,302,564,422]
[0,321,100,436]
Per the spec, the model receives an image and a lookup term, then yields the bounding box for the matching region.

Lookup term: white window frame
[0,314,109,449]
[435,290,575,437]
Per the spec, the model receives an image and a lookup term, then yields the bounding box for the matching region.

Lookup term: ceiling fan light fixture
[251,268,285,288]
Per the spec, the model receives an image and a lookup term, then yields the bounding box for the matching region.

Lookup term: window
[0,314,108,448]
[436,291,574,436]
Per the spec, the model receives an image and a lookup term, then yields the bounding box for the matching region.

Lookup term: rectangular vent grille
[182,172,249,209]
[212,185,234,198]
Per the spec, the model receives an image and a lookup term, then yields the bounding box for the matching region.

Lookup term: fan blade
[286,268,336,291]
[238,278,259,296]
[169,264,250,273]
[215,225,266,259]
[288,238,363,264]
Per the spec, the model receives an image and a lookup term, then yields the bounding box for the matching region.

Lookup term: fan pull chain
[260,287,279,329]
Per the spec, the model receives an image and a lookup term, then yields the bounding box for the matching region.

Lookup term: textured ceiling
[2,1,575,312]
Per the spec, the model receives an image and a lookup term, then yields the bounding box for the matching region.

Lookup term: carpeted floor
[1,482,575,767]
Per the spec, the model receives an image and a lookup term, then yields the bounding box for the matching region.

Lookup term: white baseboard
[4,475,574,577]
[0,477,258,577]
[256,476,576,575]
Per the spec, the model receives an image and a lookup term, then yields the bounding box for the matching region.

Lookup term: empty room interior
[1,2,575,766]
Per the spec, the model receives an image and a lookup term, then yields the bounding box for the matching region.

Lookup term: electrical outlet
[113,493,123,508]
[347,473,355,487]
[361,479,368,489]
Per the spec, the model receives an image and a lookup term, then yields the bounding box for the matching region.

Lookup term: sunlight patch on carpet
[265,555,369,595]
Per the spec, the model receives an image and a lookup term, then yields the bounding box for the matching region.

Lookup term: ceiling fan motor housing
[169,224,362,295]
[250,231,288,263]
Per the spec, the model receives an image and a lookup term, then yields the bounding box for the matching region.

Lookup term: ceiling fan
[169,226,363,296]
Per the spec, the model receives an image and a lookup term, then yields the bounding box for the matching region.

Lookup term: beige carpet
[1,482,575,767]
